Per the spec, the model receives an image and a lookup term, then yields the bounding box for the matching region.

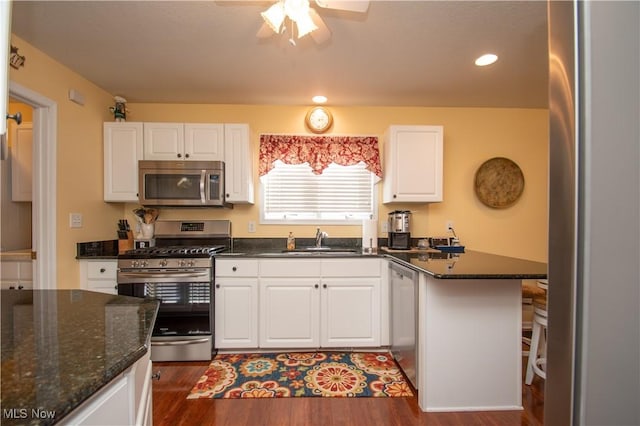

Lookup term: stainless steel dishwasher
[389,262,418,389]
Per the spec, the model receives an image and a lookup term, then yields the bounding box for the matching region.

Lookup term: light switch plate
[69,213,83,228]
[248,221,256,233]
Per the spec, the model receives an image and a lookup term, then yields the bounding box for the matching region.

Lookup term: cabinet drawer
[216,259,259,277]
[86,261,117,280]
[259,259,321,277]
[86,280,118,294]
[321,259,381,277]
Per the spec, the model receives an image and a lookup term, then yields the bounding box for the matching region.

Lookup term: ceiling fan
[256,0,370,45]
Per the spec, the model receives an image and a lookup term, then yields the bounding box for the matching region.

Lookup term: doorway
[5,81,57,290]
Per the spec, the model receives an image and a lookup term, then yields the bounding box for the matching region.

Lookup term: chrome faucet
[315,228,328,248]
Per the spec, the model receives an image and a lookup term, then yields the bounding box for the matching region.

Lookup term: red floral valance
[259,134,382,178]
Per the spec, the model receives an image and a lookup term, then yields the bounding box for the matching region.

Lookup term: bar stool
[521,280,545,356]
[525,279,548,384]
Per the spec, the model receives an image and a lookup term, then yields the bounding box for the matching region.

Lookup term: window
[261,160,377,224]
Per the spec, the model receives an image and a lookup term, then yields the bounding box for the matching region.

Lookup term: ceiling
[10,1,549,108]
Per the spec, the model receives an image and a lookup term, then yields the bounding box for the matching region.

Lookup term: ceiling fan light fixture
[295,12,318,38]
[475,53,498,66]
[261,2,286,34]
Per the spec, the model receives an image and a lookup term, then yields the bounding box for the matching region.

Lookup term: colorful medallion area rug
[187,352,413,399]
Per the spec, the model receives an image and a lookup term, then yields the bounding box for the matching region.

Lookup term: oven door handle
[151,338,210,346]
[118,271,211,280]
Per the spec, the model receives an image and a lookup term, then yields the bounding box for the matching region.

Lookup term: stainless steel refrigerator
[546,2,639,425]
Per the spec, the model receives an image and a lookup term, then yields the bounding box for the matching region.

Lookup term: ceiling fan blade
[309,8,331,44]
[256,22,275,39]
[314,0,369,13]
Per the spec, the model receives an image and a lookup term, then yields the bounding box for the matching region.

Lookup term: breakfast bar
[384,249,547,412]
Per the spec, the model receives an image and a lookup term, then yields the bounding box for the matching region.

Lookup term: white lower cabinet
[79,260,118,294]
[61,350,152,426]
[215,257,382,350]
[321,278,380,347]
[260,278,321,348]
[0,259,33,290]
[215,259,259,349]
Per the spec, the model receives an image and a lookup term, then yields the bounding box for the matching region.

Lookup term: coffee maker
[387,210,411,249]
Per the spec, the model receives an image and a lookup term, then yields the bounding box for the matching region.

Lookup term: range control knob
[159,259,168,267]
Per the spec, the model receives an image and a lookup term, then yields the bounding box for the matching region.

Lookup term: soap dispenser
[287,232,295,251]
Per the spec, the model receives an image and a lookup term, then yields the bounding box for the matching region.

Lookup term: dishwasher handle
[389,262,416,281]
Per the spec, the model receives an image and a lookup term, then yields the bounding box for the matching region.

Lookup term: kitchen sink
[258,248,361,256]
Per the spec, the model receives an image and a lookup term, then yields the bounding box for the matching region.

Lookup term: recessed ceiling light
[475,54,498,66]
[312,95,327,104]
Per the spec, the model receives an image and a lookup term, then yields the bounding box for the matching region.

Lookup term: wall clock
[305,106,333,133]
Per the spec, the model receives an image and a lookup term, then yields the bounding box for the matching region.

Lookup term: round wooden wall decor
[474,157,525,208]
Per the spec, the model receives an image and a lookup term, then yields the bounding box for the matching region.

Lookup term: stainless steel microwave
[138,160,230,207]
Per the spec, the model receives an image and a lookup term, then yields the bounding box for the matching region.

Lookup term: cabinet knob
[216,284,220,289]
[177,153,182,158]
[393,194,397,198]
[323,284,327,289]
[232,266,237,272]
[185,153,190,159]
[314,284,319,289]
[9,286,15,290]
[152,371,161,381]
[18,285,24,290]
[100,268,106,273]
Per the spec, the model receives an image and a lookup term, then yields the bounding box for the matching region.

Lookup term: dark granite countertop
[75,240,119,259]
[382,249,547,279]
[218,246,547,280]
[0,290,159,425]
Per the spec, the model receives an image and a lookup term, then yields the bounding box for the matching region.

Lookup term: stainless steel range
[117,220,231,361]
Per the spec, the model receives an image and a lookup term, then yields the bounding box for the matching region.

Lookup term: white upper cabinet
[224,123,254,204]
[143,123,224,161]
[104,122,143,202]
[383,125,444,203]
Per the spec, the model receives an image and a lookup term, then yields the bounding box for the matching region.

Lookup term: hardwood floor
[152,357,544,426]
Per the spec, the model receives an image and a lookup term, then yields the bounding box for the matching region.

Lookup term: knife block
[118,231,134,254]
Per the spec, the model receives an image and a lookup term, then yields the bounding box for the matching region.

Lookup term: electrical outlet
[381,221,389,233]
[248,221,256,233]
[446,220,454,232]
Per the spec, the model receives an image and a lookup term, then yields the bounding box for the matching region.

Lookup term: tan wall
[8,35,122,289]
[8,35,548,290]
[127,104,549,262]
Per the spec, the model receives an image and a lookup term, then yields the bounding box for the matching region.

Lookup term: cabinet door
[104,122,143,202]
[321,278,381,347]
[215,278,259,348]
[224,123,254,204]
[260,278,319,348]
[383,125,443,203]
[184,123,224,161]
[143,123,184,160]
[10,122,33,201]
[80,260,118,294]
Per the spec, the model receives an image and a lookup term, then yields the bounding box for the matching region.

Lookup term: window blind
[262,161,375,222]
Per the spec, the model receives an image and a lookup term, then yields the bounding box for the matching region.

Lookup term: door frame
[9,81,57,290]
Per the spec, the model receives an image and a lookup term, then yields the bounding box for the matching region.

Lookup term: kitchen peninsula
[218,246,546,413]
[384,249,547,412]
[0,290,158,425]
